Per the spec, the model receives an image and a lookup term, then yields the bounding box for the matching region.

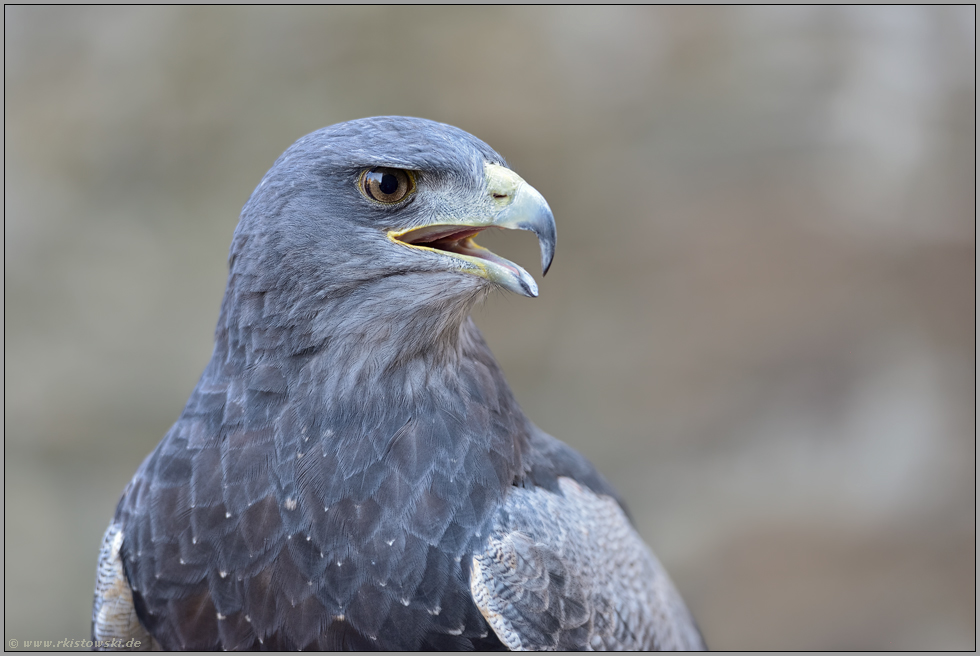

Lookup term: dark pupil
[379,173,399,195]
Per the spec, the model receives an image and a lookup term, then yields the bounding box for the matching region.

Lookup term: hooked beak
[388,163,557,297]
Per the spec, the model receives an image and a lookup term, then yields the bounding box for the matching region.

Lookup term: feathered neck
[195,261,531,492]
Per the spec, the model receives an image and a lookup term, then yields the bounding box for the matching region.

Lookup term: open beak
[388,163,557,297]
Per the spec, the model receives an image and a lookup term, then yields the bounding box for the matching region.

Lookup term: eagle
[92,116,706,651]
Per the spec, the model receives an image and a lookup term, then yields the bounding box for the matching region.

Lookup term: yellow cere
[484,163,523,210]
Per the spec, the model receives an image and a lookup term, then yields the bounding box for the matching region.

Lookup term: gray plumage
[92,116,705,650]
[471,474,703,650]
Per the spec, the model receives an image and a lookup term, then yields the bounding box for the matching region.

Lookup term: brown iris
[359,167,416,204]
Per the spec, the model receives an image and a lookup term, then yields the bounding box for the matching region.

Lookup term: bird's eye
[359,167,416,204]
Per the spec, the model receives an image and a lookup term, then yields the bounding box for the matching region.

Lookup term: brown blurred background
[4,6,975,650]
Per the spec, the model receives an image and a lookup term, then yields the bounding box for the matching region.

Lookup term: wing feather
[470,477,706,651]
[92,522,159,651]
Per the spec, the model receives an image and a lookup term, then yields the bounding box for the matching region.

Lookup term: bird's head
[226,117,555,350]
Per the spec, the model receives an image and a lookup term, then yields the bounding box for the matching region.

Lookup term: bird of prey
[92,116,706,651]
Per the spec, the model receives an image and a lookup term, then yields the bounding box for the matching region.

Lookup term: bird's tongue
[399,224,483,246]
[399,225,522,277]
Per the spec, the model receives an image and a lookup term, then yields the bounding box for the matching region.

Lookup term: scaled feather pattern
[92,117,705,651]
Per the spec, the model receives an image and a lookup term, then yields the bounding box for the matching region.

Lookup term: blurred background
[4,6,975,650]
